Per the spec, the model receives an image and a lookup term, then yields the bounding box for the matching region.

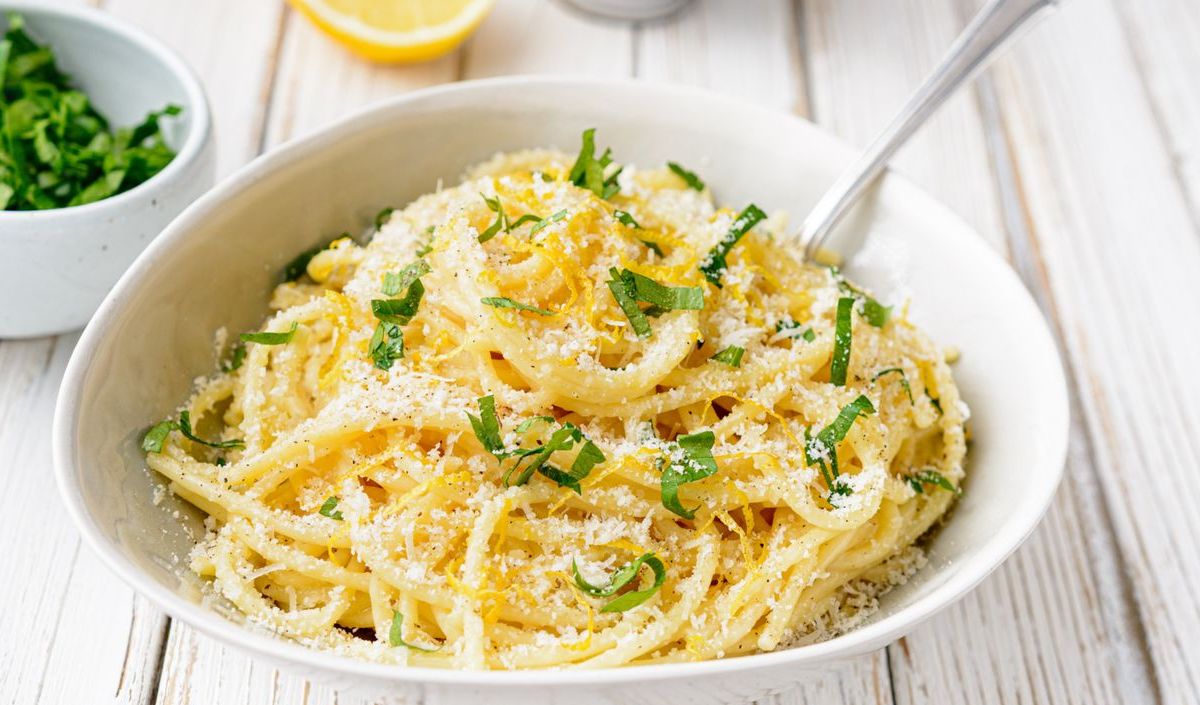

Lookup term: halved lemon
[288,0,496,63]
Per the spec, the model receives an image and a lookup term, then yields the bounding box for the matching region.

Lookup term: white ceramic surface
[53,78,1068,704]
[0,1,214,338]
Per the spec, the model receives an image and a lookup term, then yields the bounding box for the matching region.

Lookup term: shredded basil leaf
[572,552,666,612]
[830,297,854,386]
[318,496,343,521]
[220,343,246,372]
[606,267,653,339]
[530,209,567,234]
[907,469,961,495]
[805,395,875,501]
[514,415,555,434]
[480,296,554,316]
[466,395,505,460]
[369,322,403,371]
[667,161,705,191]
[613,209,641,228]
[506,424,581,487]
[388,611,439,651]
[569,128,621,199]
[711,345,744,368]
[775,318,815,342]
[640,239,665,257]
[626,269,704,311]
[659,430,719,519]
[382,259,431,297]
[539,440,606,494]
[478,193,506,242]
[240,322,298,346]
[282,240,334,282]
[699,204,767,286]
[373,282,426,325]
[832,268,892,328]
[141,420,175,453]
[178,410,244,450]
[374,207,394,232]
[873,367,915,404]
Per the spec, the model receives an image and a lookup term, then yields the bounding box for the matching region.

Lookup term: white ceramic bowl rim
[0,0,211,223]
[54,76,1067,688]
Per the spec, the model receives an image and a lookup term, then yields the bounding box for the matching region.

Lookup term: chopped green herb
[606,268,653,339]
[508,213,541,229]
[529,209,568,235]
[178,410,244,450]
[506,424,581,487]
[318,496,343,521]
[369,260,430,369]
[873,367,915,404]
[699,204,767,286]
[373,207,394,232]
[373,282,425,325]
[907,469,961,495]
[0,14,182,210]
[613,209,641,228]
[466,395,505,460]
[388,611,439,651]
[514,415,555,434]
[220,343,246,372]
[667,161,705,191]
[929,395,943,415]
[382,259,431,297]
[832,268,891,328]
[141,420,175,453]
[830,297,854,386]
[481,296,554,316]
[775,318,815,342]
[282,239,336,282]
[640,239,665,257]
[416,225,436,256]
[625,270,704,311]
[538,440,606,494]
[805,395,875,501]
[659,430,719,519]
[369,322,403,371]
[240,322,298,346]
[711,345,745,368]
[572,552,666,612]
[478,193,507,243]
[568,128,621,199]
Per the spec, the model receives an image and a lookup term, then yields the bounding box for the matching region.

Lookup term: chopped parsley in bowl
[0,13,181,211]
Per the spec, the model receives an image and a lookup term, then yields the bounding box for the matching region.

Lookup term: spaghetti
[144,136,966,669]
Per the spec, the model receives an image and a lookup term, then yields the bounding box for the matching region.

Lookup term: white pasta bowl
[53,78,1068,704]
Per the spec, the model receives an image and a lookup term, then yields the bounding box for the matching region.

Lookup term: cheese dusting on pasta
[144,140,966,669]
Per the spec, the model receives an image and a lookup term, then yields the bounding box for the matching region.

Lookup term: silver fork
[796,0,1060,262]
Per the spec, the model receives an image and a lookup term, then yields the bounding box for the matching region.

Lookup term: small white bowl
[54,78,1067,704]
[0,1,214,338]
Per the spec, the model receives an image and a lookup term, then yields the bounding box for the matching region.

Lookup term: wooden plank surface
[2,0,1197,703]
[802,2,1160,704]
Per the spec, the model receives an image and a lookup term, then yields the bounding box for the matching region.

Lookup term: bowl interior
[57,80,1067,682]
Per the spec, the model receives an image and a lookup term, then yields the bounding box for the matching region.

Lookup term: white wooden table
[4,1,1198,703]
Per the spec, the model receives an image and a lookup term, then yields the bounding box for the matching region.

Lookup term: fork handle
[796,0,1059,261]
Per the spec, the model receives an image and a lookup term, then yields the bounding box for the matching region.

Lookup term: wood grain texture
[987,0,1200,701]
[103,0,286,177]
[1113,0,1200,225]
[802,1,1158,703]
[635,0,806,115]
[0,337,166,705]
